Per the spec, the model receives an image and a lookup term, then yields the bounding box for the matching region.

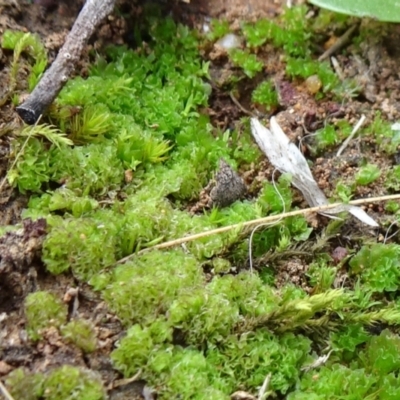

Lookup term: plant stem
[16,0,115,124]
[318,24,358,62]
[113,193,400,266]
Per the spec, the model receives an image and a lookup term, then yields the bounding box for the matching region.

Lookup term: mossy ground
[2,1,400,399]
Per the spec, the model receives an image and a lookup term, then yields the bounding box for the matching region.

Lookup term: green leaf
[309,0,400,22]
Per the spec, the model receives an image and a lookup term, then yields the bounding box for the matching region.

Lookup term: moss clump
[161,349,228,399]
[5,368,44,400]
[349,243,400,292]
[242,5,311,57]
[207,331,311,394]
[385,165,400,191]
[286,57,340,94]
[42,215,120,280]
[112,321,311,398]
[371,112,400,154]
[61,319,97,353]
[207,273,279,317]
[168,288,239,345]
[111,319,173,377]
[290,330,400,399]
[229,49,263,78]
[44,365,105,400]
[355,163,381,186]
[103,250,203,325]
[289,364,376,400]
[360,329,400,375]
[1,30,47,96]
[6,366,105,400]
[251,80,279,111]
[8,138,51,193]
[25,291,68,341]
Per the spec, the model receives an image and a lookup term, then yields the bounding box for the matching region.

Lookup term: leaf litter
[251,117,379,227]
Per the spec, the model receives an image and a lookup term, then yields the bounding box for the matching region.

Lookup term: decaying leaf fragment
[250,117,378,227]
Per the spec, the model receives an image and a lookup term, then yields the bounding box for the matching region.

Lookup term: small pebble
[216,33,241,50]
[305,75,322,95]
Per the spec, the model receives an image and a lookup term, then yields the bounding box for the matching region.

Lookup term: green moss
[311,8,350,32]
[8,138,51,193]
[115,125,172,169]
[360,329,400,375]
[279,5,312,57]
[355,164,381,186]
[229,49,263,78]
[207,331,311,394]
[111,320,173,377]
[50,142,126,196]
[314,124,339,148]
[1,30,47,92]
[334,181,354,202]
[168,288,239,345]
[112,315,311,397]
[207,273,279,317]
[349,244,400,292]
[385,200,400,213]
[61,319,97,353]
[25,291,68,341]
[46,189,99,217]
[379,374,400,399]
[251,80,278,110]
[62,104,112,144]
[103,250,203,325]
[208,257,232,274]
[161,349,228,399]
[207,19,230,40]
[306,260,337,292]
[256,174,293,213]
[42,215,120,280]
[242,6,311,56]
[289,364,377,400]
[242,19,275,48]
[6,367,102,400]
[330,324,370,360]
[44,365,105,400]
[6,368,44,400]
[370,112,399,154]
[385,165,400,191]
[286,57,340,94]
[291,330,400,399]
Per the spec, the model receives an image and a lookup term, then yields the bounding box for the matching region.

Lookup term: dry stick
[0,381,15,400]
[330,56,345,81]
[229,91,255,117]
[318,24,358,62]
[336,114,366,156]
[16,0,115,124]
[114,193,400,266]
[258,373,272,400]
[111,369,142,389]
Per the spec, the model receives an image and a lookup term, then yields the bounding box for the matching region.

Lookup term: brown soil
[1,0,400,399]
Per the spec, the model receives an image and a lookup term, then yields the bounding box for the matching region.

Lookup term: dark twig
[318,24,358,62]
[16,0,115,124]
